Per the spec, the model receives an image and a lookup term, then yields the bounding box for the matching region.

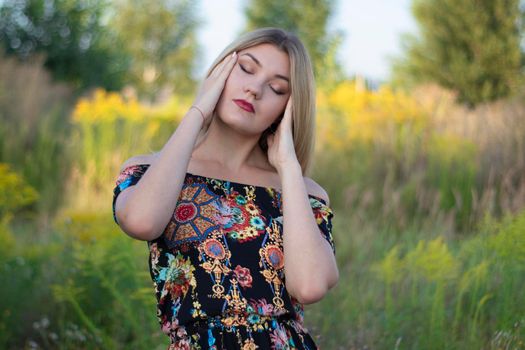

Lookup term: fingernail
[231,51,237,58]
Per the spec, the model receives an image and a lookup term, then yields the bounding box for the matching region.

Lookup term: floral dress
[112,164,335,350]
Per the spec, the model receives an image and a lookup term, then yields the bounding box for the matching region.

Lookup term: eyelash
[239,64,285,95]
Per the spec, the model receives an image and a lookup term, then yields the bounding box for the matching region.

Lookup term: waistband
[186,313,297,333]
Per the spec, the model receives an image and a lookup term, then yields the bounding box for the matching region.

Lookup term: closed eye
[240,63,286,96]
[271,87,285,95]
[239,64,252,74]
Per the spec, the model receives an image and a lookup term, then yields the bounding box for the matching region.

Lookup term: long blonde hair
[198,27,317,175]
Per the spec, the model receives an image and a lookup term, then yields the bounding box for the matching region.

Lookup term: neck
[192,114,272,173]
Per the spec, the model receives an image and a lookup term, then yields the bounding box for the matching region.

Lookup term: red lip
[233,99,255,113]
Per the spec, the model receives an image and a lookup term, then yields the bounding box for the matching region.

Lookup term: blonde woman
[112,27,338,349]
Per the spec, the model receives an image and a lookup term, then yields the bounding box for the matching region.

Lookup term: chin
[216,104,245,125]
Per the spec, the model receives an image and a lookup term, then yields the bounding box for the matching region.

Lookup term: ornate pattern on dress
[112,163,335,349]
[164,182,222,249]
[259,218,287,312]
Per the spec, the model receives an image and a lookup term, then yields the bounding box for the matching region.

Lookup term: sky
[195,0,418,84]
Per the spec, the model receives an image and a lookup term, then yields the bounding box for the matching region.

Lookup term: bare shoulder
[119,153,158,172]
[304,176,330,206]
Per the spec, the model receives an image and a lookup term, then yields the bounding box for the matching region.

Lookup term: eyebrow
[241,53,290,83]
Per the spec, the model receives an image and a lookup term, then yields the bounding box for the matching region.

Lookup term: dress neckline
[127,163,328,205]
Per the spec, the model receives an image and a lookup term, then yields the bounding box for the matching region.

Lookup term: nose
[243,80,262,100]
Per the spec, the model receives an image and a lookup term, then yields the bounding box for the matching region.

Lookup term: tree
[390,0,524,107]
[243,0,345,87]
[0,0,130,91]
[110,0,200,100]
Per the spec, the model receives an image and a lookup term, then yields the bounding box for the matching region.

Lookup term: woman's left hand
[267,97,299,173]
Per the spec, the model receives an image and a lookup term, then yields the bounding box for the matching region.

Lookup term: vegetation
[1,0,524,348]
[0,0,129,90]
[391,0,524,107]
[110,0,200,99]
[0,0,199,98]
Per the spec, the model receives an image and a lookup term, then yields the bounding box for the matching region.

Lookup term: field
[1,58,524,349]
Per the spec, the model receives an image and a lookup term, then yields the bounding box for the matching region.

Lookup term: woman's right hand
[192,51,238,121]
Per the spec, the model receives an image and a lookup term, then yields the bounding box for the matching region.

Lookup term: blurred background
[1,0,524,349]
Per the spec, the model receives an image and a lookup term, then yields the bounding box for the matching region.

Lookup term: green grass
[2,206,523,349]
[1,59,525,348]
[307,212,525,349]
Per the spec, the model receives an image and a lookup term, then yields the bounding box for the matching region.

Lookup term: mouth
[233,99,255,113]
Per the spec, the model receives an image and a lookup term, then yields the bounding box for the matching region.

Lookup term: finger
[216,51,237,73]
[209,60,224,78]
[285,96,293,114]
[281,97,293,129]
[219,52,238,79]
[209,53,234,78]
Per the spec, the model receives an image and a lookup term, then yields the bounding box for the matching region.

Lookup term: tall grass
[4,183,523,349]
[68,80,525,233]
[64,89,192,212]
[312,81,525,233]
[2,208,167,348]
[0,53,74,227]
[306,211,525,349]
[2,57,525,348]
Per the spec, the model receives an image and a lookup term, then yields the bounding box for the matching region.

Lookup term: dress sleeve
[309,196,336,255]
[112,164,150,225]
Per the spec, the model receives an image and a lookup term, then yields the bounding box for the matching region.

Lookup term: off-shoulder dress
[112,164,335,349]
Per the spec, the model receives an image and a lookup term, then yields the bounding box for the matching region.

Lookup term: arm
[114,52,239,241]
[280,163,339,304]
[114,111,205,241]
[265,96,338,304]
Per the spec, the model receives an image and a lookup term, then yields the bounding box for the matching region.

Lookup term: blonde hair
[198,27,317,175]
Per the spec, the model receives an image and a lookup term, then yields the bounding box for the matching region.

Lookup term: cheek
[225,67,243,88]
[269,97,287,117]
[221,67,239,90]
[217,75,239,108]
[260,100,286,127]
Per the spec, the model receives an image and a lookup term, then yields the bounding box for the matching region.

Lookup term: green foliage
[69,89,192,211]
[0,53,73,219]
[390,0,524,107]
[1,3,525,345]
[0,0,201,98]
[0,0,130,91]
[488,212,525,266]
[0,164,40,348]
[359,211,525,349]
[110,0,200,99]
[305,211,525,348]
[404,237,459,282]
[0,163,38,219]
[314,130,480,232]
[1,213,164,349]
[425,133,478,229]
[243,0,345,86]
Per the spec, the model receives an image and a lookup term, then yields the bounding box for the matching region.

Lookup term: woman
[112,27,338,349]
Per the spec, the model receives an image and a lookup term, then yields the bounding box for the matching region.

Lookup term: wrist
[190,105,206,124]
[276,158,301,176]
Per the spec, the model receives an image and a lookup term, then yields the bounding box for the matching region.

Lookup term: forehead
[239,43,290,74]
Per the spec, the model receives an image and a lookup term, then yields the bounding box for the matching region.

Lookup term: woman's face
[215,43,291,136]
